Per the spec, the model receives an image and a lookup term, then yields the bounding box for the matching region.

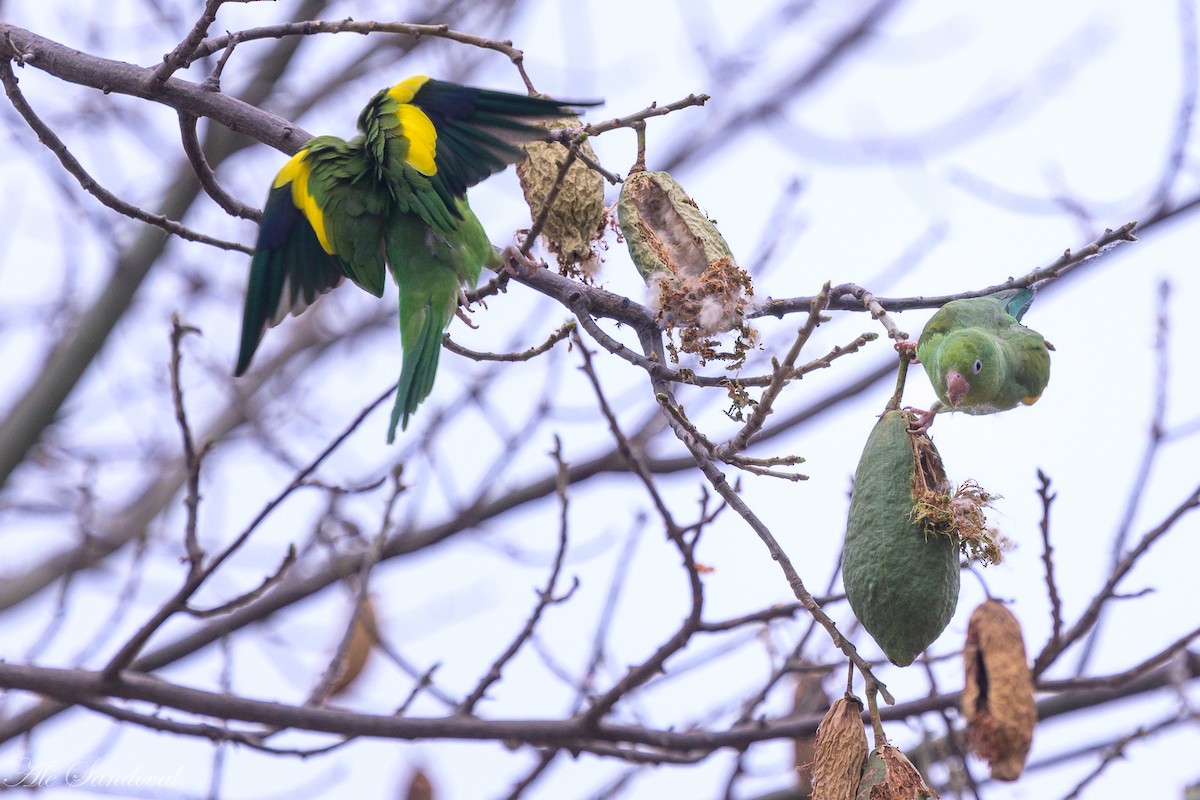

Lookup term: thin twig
[1033,483,1200,677]
[100,385,395,680]
[1060,725,1149,800]
[832,283,909,343]
[178,112,261,221]
[1040,625,1200,694]
[154,0,225,83]
[1149,0,1199,215]
[459,439,576,714]
[1036,469,1065,645]
[650,384,893,706]
[168,317,205,568]
[716,281,831,459]
[580,94,712,137]
[0,60,252,254]
[442,321,574,362]
[306,475,403,707]
[573,329,680,532]
[521,148,579,255]
[756,223,1139,317]
[190,20,529,68]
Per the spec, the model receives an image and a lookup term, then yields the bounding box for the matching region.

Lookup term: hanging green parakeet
[235,134,390,377]
[235,75,598,442]
[907,287,1053,430]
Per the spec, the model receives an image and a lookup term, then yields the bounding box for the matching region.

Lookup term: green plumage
[914,287,1052,417]
[358,76,598,441]
[236,135,388,376]
[385,200,502,439]
[234,75,599,440]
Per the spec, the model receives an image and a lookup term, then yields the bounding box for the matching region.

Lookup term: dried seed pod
[856,745,938,799]
[811,695,868,800]
[793,667,833,796]
[842,410,961,666]
[516,115,606,278]
[617,168,756,366]
[962,600,1037,781]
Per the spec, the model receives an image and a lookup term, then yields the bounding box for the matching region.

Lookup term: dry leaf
[402,767,433,800]
[328,596,378,697]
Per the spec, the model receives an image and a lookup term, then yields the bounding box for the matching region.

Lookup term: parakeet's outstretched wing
[236,148,345,376]
[236,136,388,376]
[350,75,600,437]
[358,75,600,231]
[411,78,600,199]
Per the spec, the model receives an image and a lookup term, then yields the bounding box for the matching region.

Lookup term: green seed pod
[842,411,961,667]
[516,115,606,277]
[856,745,937,800]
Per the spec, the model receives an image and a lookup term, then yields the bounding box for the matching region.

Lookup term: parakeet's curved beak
[946,370,969,407]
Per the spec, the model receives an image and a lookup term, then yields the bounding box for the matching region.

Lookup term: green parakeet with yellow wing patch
[235,75,598,442]
[908,287,1053,431]
[357,76,599,442]
[235,134,389,377]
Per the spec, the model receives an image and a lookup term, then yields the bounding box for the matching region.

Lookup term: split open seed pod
[962,600,1037,780]
[617,168,756,365]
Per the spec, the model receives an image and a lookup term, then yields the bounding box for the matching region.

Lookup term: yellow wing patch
[386,75,438,176]
[1021,395,1040,406]
[395,104,437,176]
[386,74,429,104]
[274,149,333,254]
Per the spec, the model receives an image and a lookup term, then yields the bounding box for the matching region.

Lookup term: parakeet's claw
[895,340,919,363]
[501,244,543,276]
[904,405,938,433]
[455,305,480,329]
[459,287,488,313]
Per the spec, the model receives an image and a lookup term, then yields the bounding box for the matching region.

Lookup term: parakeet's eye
[973,359,983,374]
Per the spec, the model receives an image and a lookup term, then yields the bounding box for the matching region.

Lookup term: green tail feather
[387,299,451,443]
[988,286,1036,321]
